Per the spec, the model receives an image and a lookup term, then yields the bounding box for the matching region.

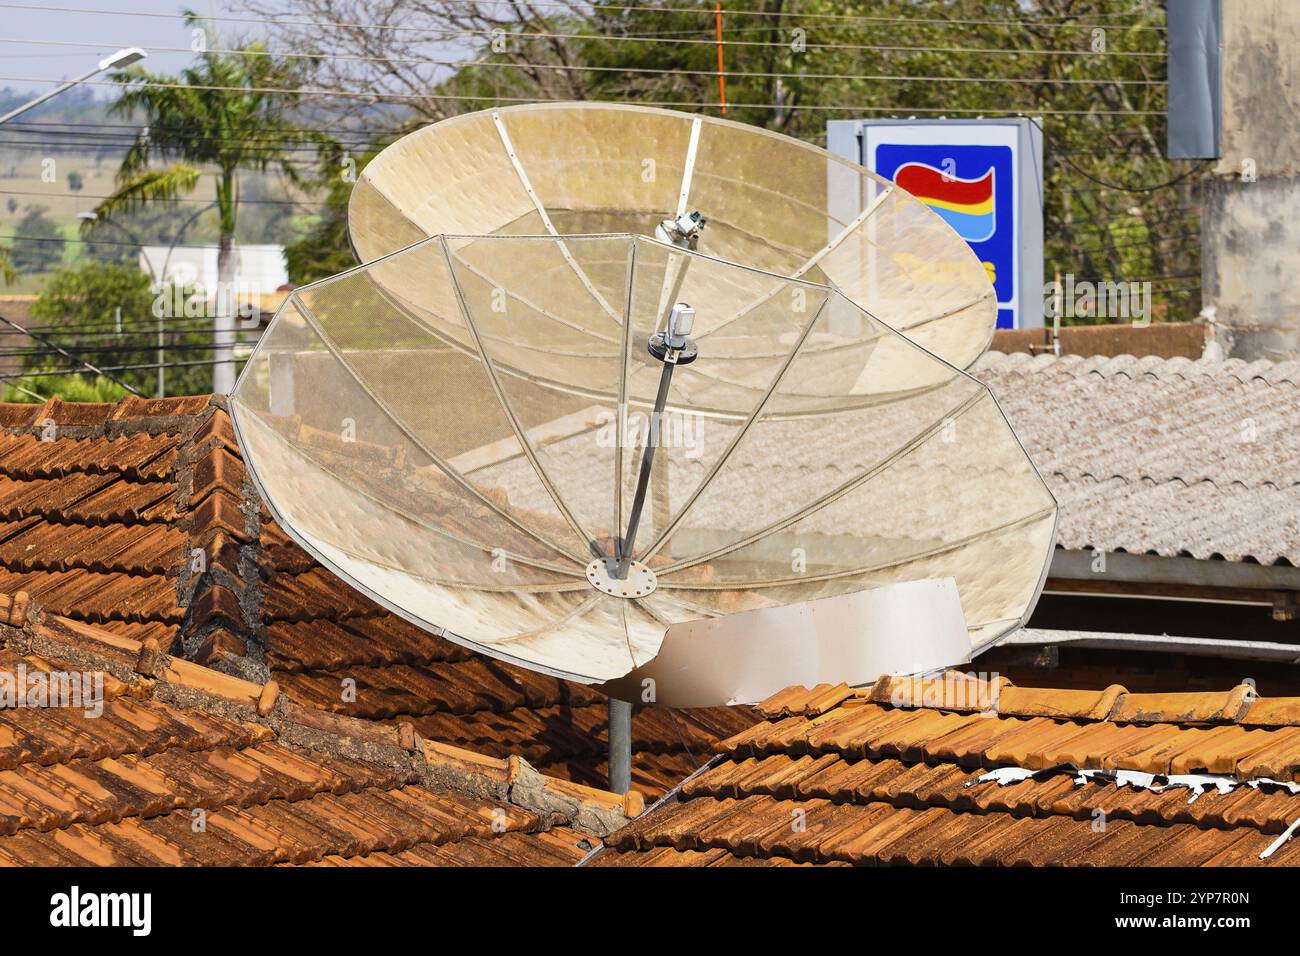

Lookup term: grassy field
[0,146,308,293]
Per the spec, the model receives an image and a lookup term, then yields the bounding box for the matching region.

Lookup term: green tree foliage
[2,374,130,404]
[569,0,1195,321]
[26,263,214,397]
[10,206,64,274]
[274,0,1195,322]
[285,144,384,284]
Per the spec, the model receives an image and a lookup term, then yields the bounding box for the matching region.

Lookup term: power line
[0,2,1168,38]
[0,312,144,394]
[0,318,252,338]
[2,342,250,359]
[1045,270,1199,284]
[5,119,391,139]
[0,123,1172,162]
[0,18,1167,59]
[0,136,333,161]
[0,317,227,335]
[0,188,329,209]
[7,117,1190,151]
[1029,118,1208,192]
[0,75,1167,115]
[1,355,237,378]
[422,0,1170,30]
[0,123,380,149]
[0,36,1168,85]
[0,233,235,250]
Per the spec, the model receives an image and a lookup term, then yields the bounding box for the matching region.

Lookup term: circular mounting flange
[647,332,698,365]
[586,557,658,599]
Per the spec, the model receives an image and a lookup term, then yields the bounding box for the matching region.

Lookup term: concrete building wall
[1202,0,1300,360]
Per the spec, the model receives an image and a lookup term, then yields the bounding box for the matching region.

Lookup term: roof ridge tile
[755,683,855,719]
[741,675,1300,732]
[995,683,1126,721]
[865,670,1007,712]
[1109,686,1258,725]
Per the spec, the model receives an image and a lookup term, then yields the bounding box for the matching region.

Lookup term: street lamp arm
[0,48,146,127]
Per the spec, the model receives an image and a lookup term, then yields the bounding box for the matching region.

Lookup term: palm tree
[91,12,319,393]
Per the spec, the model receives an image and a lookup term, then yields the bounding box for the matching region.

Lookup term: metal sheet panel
[1168,0,1222,160]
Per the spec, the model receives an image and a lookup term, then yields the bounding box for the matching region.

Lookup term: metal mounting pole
[616,360,675,579]
[608,697,632,793]
[614,297,699,579]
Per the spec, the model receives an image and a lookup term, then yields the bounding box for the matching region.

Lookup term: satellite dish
[230,224,1057,701]
[347,103,999,371]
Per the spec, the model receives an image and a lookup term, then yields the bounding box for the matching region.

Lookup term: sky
[0,0,276,97]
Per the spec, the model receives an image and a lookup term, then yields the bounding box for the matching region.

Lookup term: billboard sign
[827,119,1043,330]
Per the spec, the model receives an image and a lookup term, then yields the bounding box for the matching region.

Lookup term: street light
[0,48,147,127]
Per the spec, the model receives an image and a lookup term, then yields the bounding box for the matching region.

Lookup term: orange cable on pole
[714,4,727,116]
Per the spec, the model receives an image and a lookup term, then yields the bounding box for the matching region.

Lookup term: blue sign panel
[874,143,1016,329]
[829,119,1042,330]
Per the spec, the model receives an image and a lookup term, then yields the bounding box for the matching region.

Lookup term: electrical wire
[0,76,1167,115]
[0,187,329,208]
[1029,118,1210,192]
[1,355,238,378]
[0,313,144,394]
[373,0,1170,30]
[0,26,1167,58]
[0,233,230,250]
[0,2,1169,43]
[0,36,1169,85]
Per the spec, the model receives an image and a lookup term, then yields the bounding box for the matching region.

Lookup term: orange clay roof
[591,673,1300,867]
[0,397,759,798]
[0,590,641,866]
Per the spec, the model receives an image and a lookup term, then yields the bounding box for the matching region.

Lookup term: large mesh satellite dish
[231,220,1057,700]
[347,103,998,371]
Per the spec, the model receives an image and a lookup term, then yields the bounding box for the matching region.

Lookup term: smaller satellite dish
[347,103,1000,372]
[230,231,1056,701]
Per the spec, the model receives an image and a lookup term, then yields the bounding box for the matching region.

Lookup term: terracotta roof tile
[754,683,855,719]
[592,678,1300,868]
[299,827,594,867]
[1110,686,1256,724]
[0,569,180,624]
[0,522,184,576]
[0,398,760,800]
[109,395,215,424]
[0,599,640,866]
[29,398,119,429]
[263,618,473,673]
[0,433,178,481]
[995,684,1125,720]
[867,670,1005,712]
[1241,698,1300,727]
